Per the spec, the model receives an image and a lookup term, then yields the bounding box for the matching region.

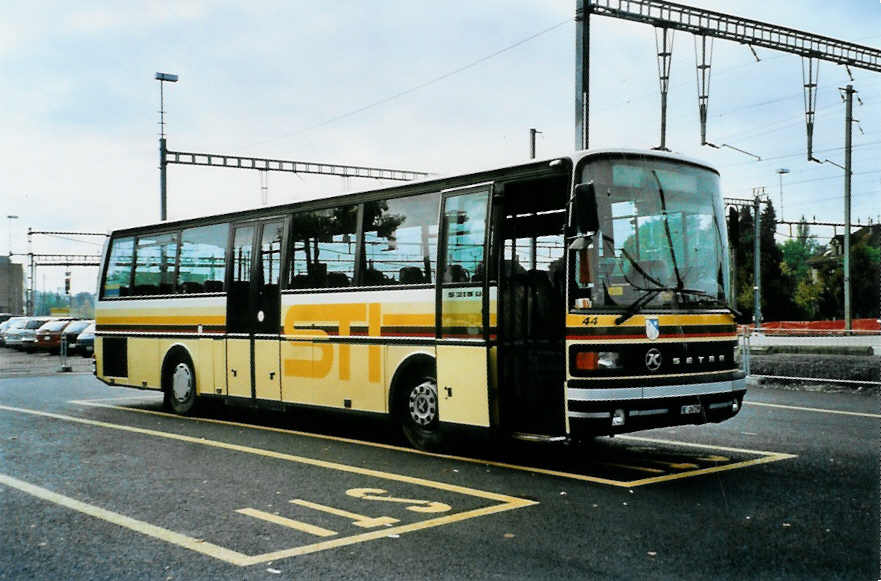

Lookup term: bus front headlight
[574,350,622,371]
[597,351,622,370]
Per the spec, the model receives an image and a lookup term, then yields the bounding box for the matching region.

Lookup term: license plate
[681,404,702,415]
[43,336,50,340]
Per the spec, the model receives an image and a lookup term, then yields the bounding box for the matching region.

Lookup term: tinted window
[288,206,358,289]
[102,237,134,297]
[362,193,439,285]
[178,224,228,293]
[133,232,179,295]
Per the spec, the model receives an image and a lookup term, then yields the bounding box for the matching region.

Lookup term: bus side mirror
[572,182,599,233]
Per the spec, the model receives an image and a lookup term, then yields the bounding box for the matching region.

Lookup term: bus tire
[399,375,443,452]
[163,354,197,415]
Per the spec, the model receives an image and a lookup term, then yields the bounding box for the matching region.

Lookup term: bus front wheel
[400,376,443,452]
[163,357,196,415]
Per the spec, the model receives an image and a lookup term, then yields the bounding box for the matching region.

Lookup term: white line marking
[745,401,881,419]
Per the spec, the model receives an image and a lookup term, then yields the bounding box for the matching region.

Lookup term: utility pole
[843,84,855,331]
[753,194,762,331]
[575,0,589,150]
[529,128,542,269]
[529,128,541,159]
[155,72,179,222]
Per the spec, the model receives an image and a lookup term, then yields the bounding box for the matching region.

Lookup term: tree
[780,217,822,320]
[851,230,880,319]
[726,201,797,323]
[759,201,797,321]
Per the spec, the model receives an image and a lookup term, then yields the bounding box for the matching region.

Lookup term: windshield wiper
[651,170,685,291]
[614,286,714,326]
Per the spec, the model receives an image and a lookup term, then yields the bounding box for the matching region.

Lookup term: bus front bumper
[566,374,747,436]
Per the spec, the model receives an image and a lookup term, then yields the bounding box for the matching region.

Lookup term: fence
[740,325,881,389]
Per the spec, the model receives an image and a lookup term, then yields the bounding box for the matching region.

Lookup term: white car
[2,317,29,348]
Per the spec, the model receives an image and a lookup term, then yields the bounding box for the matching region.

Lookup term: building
[807,224,880,282]
[0,256,24,314]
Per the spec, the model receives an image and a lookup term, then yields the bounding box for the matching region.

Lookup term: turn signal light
[575,351,623,371]
[575,351,598,370]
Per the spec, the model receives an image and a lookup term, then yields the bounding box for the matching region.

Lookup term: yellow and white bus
[95,149,746,450]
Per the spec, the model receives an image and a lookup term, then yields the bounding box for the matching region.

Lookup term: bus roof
[108,148,717,237]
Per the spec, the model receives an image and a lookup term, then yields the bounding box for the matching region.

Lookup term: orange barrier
[758,318,880,334]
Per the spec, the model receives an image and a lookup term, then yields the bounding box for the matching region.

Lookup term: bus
[95,149,746,450]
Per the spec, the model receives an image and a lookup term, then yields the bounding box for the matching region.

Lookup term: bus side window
[102,236,134,298]
[178,223,228,293]
[288,206,357,289]
[361,193,438,286]
[133,232,178,295]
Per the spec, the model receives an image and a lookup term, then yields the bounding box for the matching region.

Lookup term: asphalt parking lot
[0,345,93,378]
[0,357,878,579]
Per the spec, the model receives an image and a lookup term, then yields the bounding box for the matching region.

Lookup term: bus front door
[226,219,285,401]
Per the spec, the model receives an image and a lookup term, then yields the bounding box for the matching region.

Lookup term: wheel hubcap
[172,363,192,403]
[408,380,437,426]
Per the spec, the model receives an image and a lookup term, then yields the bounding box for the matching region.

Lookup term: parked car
[13,317,53,352]
[3,317,36,349]
[1,317,28,347]
[60,320,93,355]
[35,319,79,354]
[0,320,13,346]
[76,321,96,356]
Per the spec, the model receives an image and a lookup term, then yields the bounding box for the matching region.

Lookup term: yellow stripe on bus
[565,313,734,327]
[96,315,226,326]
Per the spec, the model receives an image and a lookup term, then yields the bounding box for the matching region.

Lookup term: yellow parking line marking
[235,508,337,537]
[68,399,796,487]
[290,499,399,528]
[0,404,536,566]
[622,453,796,486]
[239,503,527,565]
[2,403,524,503]
[614,435,798,486]
[0,473,251,567]
[745,400,881,419]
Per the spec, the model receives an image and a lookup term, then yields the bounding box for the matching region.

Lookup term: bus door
[226,218,286,401]
[495,175,568,437]
[436,185,492,428]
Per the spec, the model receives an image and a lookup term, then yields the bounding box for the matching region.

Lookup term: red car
[34,319,77,354]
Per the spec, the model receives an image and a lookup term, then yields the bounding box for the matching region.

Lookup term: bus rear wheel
[400,376,443,452]
[163,357,197,415]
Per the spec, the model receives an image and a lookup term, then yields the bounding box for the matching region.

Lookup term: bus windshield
[571,156,730,313]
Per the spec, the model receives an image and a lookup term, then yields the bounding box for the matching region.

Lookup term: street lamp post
[155,72,179,222]
[776,168,790,222]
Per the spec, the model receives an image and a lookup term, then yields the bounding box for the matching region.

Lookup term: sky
[2,0,879,295]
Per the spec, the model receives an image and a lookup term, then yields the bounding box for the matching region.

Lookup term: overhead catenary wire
[252,18,572,146]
